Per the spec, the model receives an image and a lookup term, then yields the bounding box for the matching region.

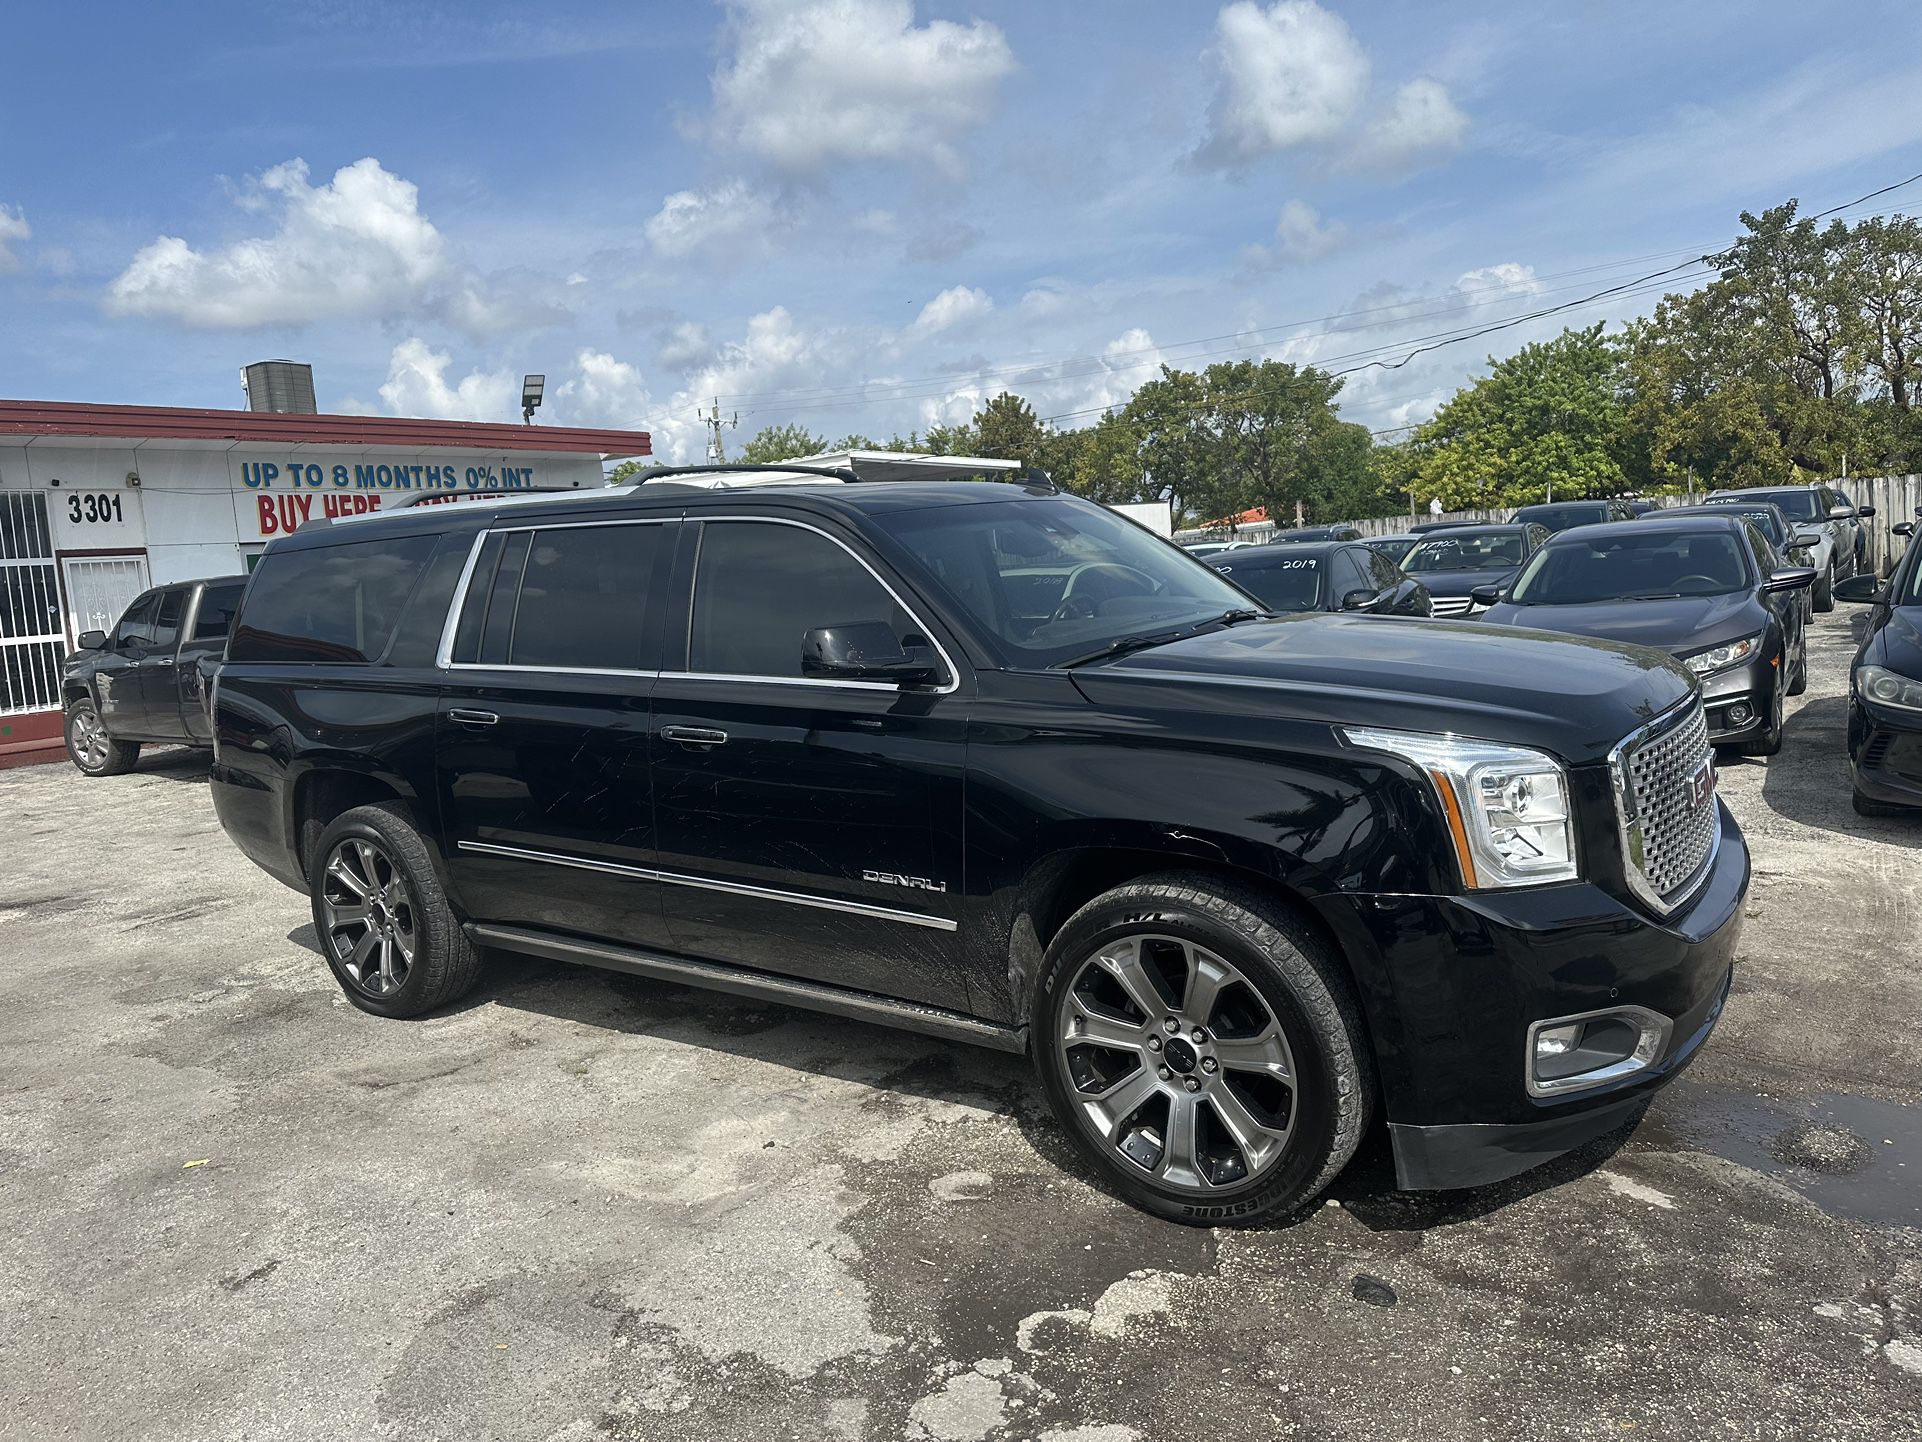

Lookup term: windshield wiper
[1059,610,1263,669]
[1621,593,1683,601]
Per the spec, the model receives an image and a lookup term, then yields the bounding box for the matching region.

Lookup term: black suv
[211,469,1749,1224]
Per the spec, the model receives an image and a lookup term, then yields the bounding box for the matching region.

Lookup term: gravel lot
[2,604,1918,1442]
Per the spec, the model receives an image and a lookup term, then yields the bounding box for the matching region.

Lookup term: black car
[1400,523,1550,617]
[1361,532,1422,566]
[60,575,248,774]
[1480,516,1813,754]
[210,469,1747,1225]
[1268,524,1364,543]
[1511,499,1639,534]
[1209,541,1429,617]
[1835,538,1922,815]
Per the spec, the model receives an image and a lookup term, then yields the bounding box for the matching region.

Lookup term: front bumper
[1699,658,1777,742]
[1314,800,1749,1191]
[1850,696,1922,808]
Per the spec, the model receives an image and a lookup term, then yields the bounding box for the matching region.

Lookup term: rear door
[436,518,674,942]
[130,587,189,736]
[648,515,971,1010]
[176,581,245,742]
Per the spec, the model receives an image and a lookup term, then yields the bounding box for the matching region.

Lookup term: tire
[1852,785,1914,818]
[64,700,140,776]
[1032,872,1372,1227]
[1787,634,1809,697]
[1814,563,1835,613]
[1741,679,1784,757]
[307,802,481,1018]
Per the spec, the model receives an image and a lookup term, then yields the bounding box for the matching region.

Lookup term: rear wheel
[1033,873,1371,1226]
[64,700,140,776]
[1813,563,1835,613]
[309,803,481,1018]
[1787,633,1809,697]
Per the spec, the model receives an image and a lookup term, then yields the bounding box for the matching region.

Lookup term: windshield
[1513,504,1603,531]
[877,496,1256,666]
[1403,532,1527,572]
[1709,490,1821,521]
[1363,537,1416,564]
[1509,530,1753,603]
[1218,556,1323,612]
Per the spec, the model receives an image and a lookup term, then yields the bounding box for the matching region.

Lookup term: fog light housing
[1726,702,1753,726]
[1526,1006,1672,1097]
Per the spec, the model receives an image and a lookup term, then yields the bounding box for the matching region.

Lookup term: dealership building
[0,399,651,763]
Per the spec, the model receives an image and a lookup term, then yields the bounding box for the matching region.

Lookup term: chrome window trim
[1608,696,1718,917]
[456,840,958,932]
[681,515,962,696]
[1525,1003,1672,1099]
[434,518,675,672]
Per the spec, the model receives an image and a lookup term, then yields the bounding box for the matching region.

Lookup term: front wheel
[1033,873,1372,1226]
[308,803,482,1018]
[64,700,140,776]
[1742,679,1784,757]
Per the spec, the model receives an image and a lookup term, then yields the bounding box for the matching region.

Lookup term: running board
[465,922,1028,1055]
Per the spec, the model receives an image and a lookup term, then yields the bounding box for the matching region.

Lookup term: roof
[1215,541,1342,563]
[1543,514,1747,542]
[788,449,1022,482]
[1409,523,1529,538]
[0,399,651,457]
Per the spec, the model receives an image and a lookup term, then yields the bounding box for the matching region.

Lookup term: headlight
[1682,632,1763,677]
[1858,664,1922,711]
[1342,727,1579,889]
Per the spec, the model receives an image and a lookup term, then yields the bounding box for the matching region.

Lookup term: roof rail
[382,486,590,511]
[629,463,860,485]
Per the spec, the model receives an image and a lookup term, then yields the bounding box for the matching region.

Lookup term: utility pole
[700,398,738,463]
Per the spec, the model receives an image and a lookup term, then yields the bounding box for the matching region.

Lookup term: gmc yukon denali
[209,469,1749,1224]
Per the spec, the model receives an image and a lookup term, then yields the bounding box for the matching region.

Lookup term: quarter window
[192,583,245,641]
[230,533,438,664]
[689,521,914,679]
[501,525,662,670]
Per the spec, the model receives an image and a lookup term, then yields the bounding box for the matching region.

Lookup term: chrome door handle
[660,725,728,748]
[447,708,499,727]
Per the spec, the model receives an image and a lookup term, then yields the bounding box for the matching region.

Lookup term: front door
[130,586,188,735]
[649,517,970,1011]
[436,520,674,942]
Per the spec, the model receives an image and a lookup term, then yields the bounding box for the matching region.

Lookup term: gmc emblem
[1687,758,1717,811]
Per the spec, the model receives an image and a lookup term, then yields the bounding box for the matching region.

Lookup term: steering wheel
[1671,575,1721,592]
[1048,562,1160,623]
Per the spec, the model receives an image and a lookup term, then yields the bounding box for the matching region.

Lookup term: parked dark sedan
[1400,523,1549,617]
[1511,499,1639,534]
[1269,524,1364,543]
[1210,541,1430,616]
[1361,532,1422,566]
[1835,537,1922,815]
[1479,516,1813,754]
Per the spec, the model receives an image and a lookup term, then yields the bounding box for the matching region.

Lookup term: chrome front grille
[1430,594,1476,617]
[1614,700,1718,911]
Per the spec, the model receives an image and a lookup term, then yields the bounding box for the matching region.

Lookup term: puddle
[1639,1079,1922,1228]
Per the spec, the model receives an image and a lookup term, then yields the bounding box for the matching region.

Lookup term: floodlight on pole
[521,374,546,425]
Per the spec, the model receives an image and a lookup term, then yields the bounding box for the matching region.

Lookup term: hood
[1408,567,1520,597]
[1480,591,1764,657]
[1865,603,1922,677]
[1070,613,1695,765]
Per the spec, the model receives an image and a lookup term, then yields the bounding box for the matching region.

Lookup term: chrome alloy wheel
[69,709,109,769]
[319,838,418,997]
[1058,933,1297,1191]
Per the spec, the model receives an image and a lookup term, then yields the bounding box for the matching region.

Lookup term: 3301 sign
[65,493,127,524]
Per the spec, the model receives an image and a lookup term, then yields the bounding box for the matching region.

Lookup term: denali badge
[863,870,948,893]
[1687,758,1716,811]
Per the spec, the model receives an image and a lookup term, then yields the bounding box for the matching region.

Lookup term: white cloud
[644,178,784,259]
[705,0,1015,179]
[657,320,716,373]
[0,205,30,271]
[1200,1,1369,163]
[1196,1,1464,174]
[377,338,516,421]
[654,305,836,461]
[556,349,654,429]
[1455,262,1543,299]
[1351,78,1468,170]
[910,285,992,336]
[1019,287,1069,318]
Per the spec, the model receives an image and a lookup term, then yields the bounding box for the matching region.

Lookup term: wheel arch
[288,763,420,877]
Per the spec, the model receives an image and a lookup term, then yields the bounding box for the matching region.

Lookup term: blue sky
[3,0,1921,460]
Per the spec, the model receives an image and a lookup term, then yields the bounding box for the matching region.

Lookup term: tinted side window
[230,533,438,664]
[1366,550,1402,588]
[690,522,911,679]
[499,524,663,670]
[149,590,186,650]
[1743,523,1777,577]
[191,583,245,641]
[113,593,158,648]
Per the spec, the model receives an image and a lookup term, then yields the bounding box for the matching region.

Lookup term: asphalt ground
[1,602,1918,1442]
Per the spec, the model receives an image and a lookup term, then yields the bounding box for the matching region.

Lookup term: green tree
[1408,324,1634,509]
[739,423,825,464]
[973,391,1047,471]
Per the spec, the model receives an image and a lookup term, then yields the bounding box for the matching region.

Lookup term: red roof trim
[0,400,651,457]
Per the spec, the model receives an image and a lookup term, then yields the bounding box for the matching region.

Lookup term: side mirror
[1894,522,1915,539]
[1791,531,1822,549]
[1857,504,1877,518]
[76,629,108,651]
[1340,588,1377,611]
[1832,573,1884,604]
[1469,584,1505,606]
[1764,567,1816,593]
[1829,504,1856,520]
[801,623,939,686]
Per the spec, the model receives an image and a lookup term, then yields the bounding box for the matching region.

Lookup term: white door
[61,555,151,647]
[1,494,68,717]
